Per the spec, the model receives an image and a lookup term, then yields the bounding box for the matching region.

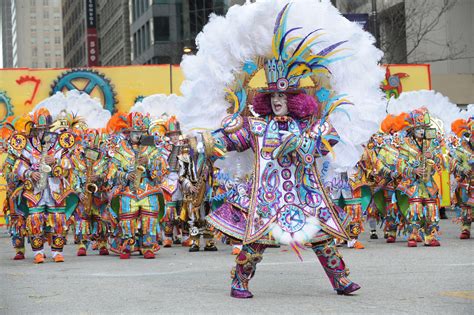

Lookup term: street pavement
[0,211,472,314]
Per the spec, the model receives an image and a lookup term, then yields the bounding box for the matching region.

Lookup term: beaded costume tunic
[208,115,350,245]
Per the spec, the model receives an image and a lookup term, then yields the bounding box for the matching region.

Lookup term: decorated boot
[13,250,25,260]
[312,241,361,295]
[230,243,266,299]
[189,238,200,252]
[204,239,218,251]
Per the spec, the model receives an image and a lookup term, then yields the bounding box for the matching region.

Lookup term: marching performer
[448,118,473,239]
[397,108,445,247]
[108,112,167,259]
[181,135,219,252]
[72,128,114,256]
[193,1,387,297]
[12,108,78,263]
[160,116,192,247]
[1,118,28,260]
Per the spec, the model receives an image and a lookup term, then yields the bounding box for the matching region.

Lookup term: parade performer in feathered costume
[31,91,113,256]
[448,118,473,239]
[107,112,167,259]
[11,108,78,263]
[160,116,193,247]
[175,0,386,297]
[1,117,29,260]
[72,128,114,256]
[182,133,220,252]
[129,96,193,247]
[396,108,446,247]
[366,114,408,243]
[386,90,472,247]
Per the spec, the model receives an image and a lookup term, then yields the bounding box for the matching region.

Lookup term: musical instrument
[133,154,146,192]
[421,139,435,183]
[37,134,53,191]
[83,162,98,215]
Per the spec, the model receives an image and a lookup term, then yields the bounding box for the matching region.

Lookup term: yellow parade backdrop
[1,64,443,225]
[0,65,184,121]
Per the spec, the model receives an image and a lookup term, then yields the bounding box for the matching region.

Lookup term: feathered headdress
[127,112,150,132]
[387,90,474,134]
[50,109,87,133]
[451,118,473,137]
[0,116,16,140]
[380,113,409,134]
[261,3,347,93]
[165,116,181,135]
[406,107,431,129]
[106,112,129,133]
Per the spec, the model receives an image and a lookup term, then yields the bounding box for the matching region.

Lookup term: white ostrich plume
[33,90,111,129]
[179,0,386,171]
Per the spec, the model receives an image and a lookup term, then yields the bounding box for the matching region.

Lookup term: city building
[130,0,245,65]
[98,0,131,66]
[62,0,99,67]
[1,0,14,68]
[4,0,63,68]
[333,0,474,105]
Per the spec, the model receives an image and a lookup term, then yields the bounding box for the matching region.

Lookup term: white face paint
[270,92,289,116]
[130,131,142,144]
[169,133,180,144]
[414,127,425,139]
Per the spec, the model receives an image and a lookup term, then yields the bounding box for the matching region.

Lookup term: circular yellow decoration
[32,238,43,248]
[10,134,27,151]
[53,165,63,177]
[24,180,33,191]
[59,132,75,149]
[53,237,65,247]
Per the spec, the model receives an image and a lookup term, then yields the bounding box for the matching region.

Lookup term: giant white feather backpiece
[33,90,111,129]
[387,90,474,133]
[130,94,184,119]
[178,0,386,172]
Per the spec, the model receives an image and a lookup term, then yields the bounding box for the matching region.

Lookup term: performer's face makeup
[169,133,179,143]
[32,128,46,141]
[130,131,142,144]
[414,127,425,139]
[271,92,289,116]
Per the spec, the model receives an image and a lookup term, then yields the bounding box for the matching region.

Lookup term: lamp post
[371,0,380,48]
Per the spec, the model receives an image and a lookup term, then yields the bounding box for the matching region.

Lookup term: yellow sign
[0,65,184,123]
[382,64,431,98]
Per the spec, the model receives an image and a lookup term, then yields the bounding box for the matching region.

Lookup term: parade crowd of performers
[0,0,472,300]
[1,106,472,263]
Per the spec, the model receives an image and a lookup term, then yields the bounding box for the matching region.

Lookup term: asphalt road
[0,212,472,314]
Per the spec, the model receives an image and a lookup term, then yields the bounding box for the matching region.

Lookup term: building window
[43,0,49,5]
[55,36,61,44]
[133,33,138,57]
[153,17,170,41]
[44,11,49,19]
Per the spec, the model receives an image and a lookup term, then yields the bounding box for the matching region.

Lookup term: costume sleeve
[375,145,399,177]
[15,150,31,181]
[273,119,339,162]
[215,118,252,153]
